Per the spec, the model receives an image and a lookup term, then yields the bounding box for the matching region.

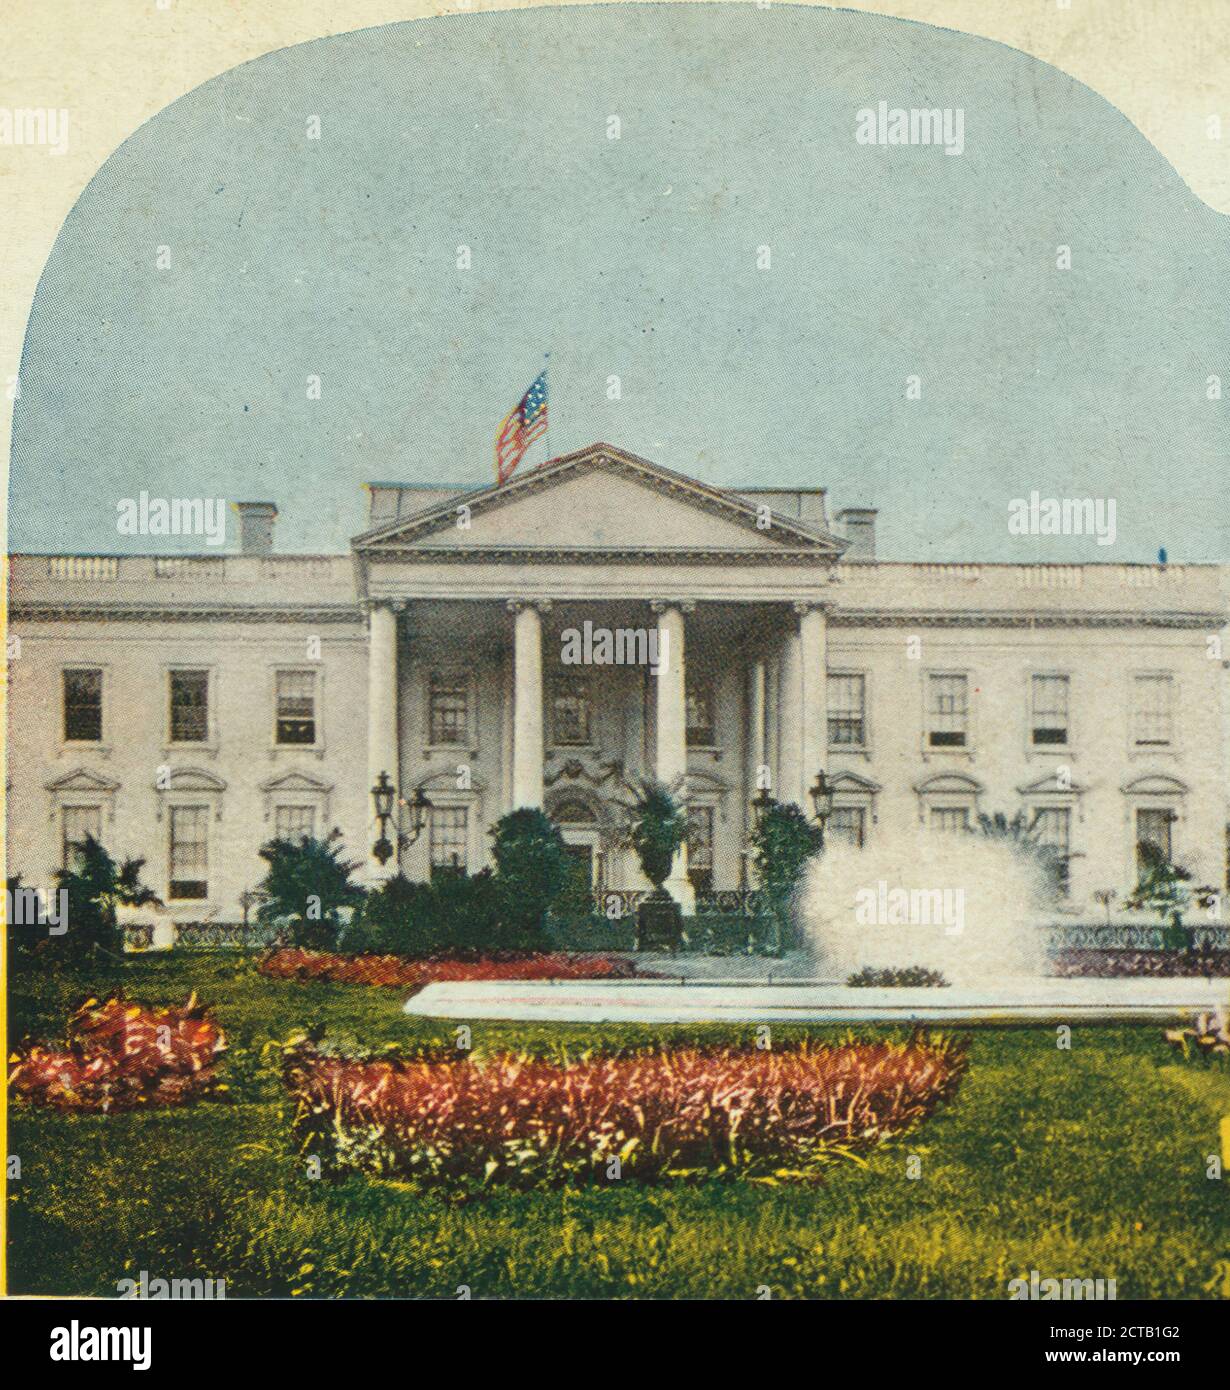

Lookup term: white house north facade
[7,442,1230,922]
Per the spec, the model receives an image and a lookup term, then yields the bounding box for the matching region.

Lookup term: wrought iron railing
[123,921,282,952]
[1044,922,1230,952]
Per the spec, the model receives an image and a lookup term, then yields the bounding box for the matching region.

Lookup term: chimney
[835,507,877,561]
[235,502,278,555]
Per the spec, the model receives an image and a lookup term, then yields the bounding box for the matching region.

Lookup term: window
[686,676,715,747]
[62,805,102,868]
[828,806,866,848]
[927,674,968,748]
[169,669,209,743]
[1031,807,1071,895]
[828,674,866,749]
[274,804,316,843]
[429,671,469,746]
[169,805,209,900]
[275,670,316,745]
[63,668,102,742]
[429,806,468,878]
[687,805,714,892]
[1030,675,1069,747]
[551,675,591,746]
[1133,674,1174,748]
[1136,808,1173,869]
[930,807,970,835]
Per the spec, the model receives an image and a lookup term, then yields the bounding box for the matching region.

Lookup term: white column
[366,600,400,878]
[652,600,694,910]
[747,657,768,888]
[779,621,803,810]
[510,600,547,809]
[798,601,829,801]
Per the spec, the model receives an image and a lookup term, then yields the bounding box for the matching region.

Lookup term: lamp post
[750,787,775,830]
[371,773,433,867]
[371,771,396,866]
[809,770,834,847]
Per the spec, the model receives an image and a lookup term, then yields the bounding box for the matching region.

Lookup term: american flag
[495,368,548,484]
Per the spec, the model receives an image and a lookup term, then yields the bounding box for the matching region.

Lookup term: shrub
[343,868,519,956]
[490,809,572,947]
[749,799,823,948]
[256,830,365,951]
[1125,843,1218,952]
[47,838,160,961]
[846,966,950,989]
[9,993,226,1111]
[282,1033,969,1188]
[258,948,649,990]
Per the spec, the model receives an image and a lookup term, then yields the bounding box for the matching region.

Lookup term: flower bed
[1052,948,1230,978]
[8,993,226,1112]
[258,947,650,990]
[283,1033,969,1187]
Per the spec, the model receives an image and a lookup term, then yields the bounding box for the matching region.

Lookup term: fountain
[405,833,1228,1024]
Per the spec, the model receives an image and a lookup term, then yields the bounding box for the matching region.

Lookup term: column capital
[506,598,553,615]
[650,599,696,615]
[362,597,406,614]
[792,599,832,616]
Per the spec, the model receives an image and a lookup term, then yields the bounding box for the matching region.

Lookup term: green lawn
[7,954,1230,1299]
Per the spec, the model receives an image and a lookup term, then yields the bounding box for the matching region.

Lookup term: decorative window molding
[828,769,881,834]
[153,766,227,822]
[913,771,982,829]
[259,770,333,828]
[45,766,120,826]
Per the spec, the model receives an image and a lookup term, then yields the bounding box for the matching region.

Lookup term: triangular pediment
[45,767,120,794]
[353,444,844,557]
[260,771,333,795]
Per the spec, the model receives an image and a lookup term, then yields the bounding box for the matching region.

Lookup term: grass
[8,953,1230,1299]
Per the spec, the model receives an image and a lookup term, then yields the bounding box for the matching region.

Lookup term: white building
[7,442,1229,921]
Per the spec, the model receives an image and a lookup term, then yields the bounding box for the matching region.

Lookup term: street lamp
[809,770,834,826]
[371,771,396,866]
[398,786,432,845]
[750,786,775,830]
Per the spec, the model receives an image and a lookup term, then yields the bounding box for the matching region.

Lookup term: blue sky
[11,4,1228,561]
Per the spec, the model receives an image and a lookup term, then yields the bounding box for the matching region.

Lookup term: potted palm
[620,779,687,952]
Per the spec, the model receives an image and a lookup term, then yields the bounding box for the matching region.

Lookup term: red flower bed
[284,1034,969,1186]
[259,947,648,990]
[9,993,226,1112]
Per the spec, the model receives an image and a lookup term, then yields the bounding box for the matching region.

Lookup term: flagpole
[543,351,551,463]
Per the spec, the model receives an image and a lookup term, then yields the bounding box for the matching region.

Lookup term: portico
[353,443,845,897]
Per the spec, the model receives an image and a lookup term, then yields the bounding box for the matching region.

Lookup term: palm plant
[616,778,687,893]
[53,835,160,959]
[256,829,365,951]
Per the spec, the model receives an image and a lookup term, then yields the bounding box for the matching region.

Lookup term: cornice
[9,602,365,624]
[366,545,836,566]
[829,608,1223,630]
